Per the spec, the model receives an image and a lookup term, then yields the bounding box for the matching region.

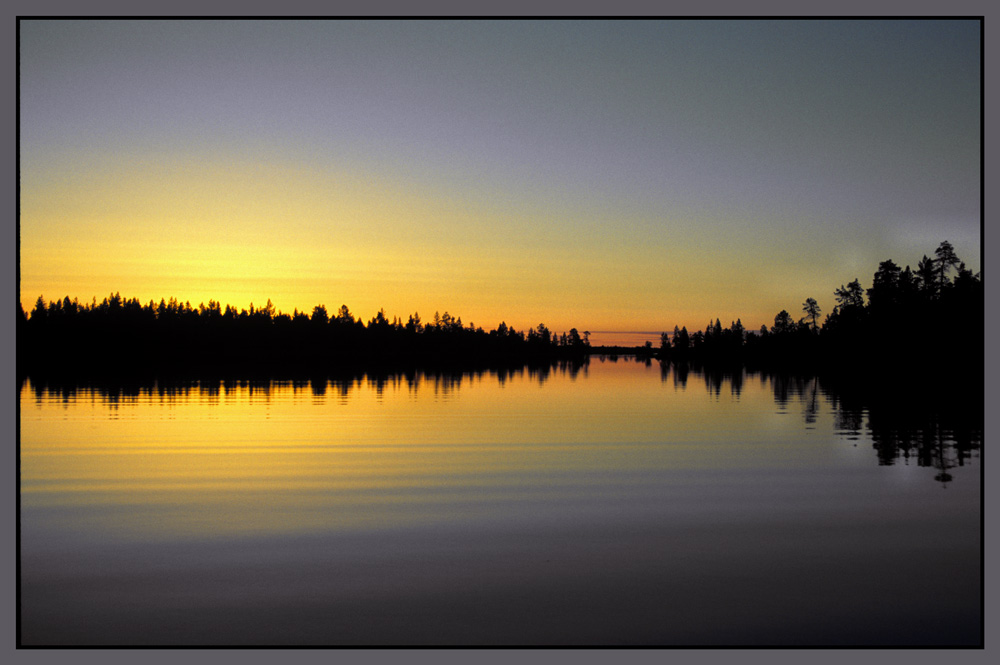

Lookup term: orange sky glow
[19,20,981,338]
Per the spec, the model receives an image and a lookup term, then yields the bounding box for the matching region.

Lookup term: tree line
[657,241,982,374]
[17,295,591,377]
[18,240,981,378]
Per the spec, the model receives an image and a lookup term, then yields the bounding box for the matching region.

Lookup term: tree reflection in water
[21,359,981,486]
[657,361,981,486]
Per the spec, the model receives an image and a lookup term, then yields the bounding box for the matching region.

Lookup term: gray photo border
[4,2,994,665]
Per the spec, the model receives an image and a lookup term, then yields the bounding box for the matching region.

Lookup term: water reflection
[21,359,981,486]
[22,359,593,405]
[818,373,982,486]
[18,358,981,646]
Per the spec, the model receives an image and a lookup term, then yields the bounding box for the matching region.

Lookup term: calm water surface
[19,359,981,646]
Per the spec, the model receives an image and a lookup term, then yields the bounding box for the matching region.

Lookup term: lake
[18,358,982,646]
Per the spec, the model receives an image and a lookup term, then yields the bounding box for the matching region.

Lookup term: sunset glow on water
[19,360,980,645]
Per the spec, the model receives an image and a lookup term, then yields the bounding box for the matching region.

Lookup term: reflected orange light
[20,362,824,542]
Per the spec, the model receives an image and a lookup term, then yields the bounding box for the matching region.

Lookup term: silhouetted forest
[18,240,981,380]
[657,241,983,377]
[17,296,590,378]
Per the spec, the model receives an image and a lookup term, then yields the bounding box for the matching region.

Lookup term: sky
[18,19,981,336]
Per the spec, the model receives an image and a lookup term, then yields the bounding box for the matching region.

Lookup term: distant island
[18,241,982,379]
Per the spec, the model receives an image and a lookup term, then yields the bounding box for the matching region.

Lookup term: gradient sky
[19,19,981,335]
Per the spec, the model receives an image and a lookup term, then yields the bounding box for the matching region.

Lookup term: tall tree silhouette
[771,310,794,336]
[867,260,901,312]
[916,255,938,298]
[934,240,961,292]
[311,304,329,325]
[802,298,821,332]
[834,280,865,309]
